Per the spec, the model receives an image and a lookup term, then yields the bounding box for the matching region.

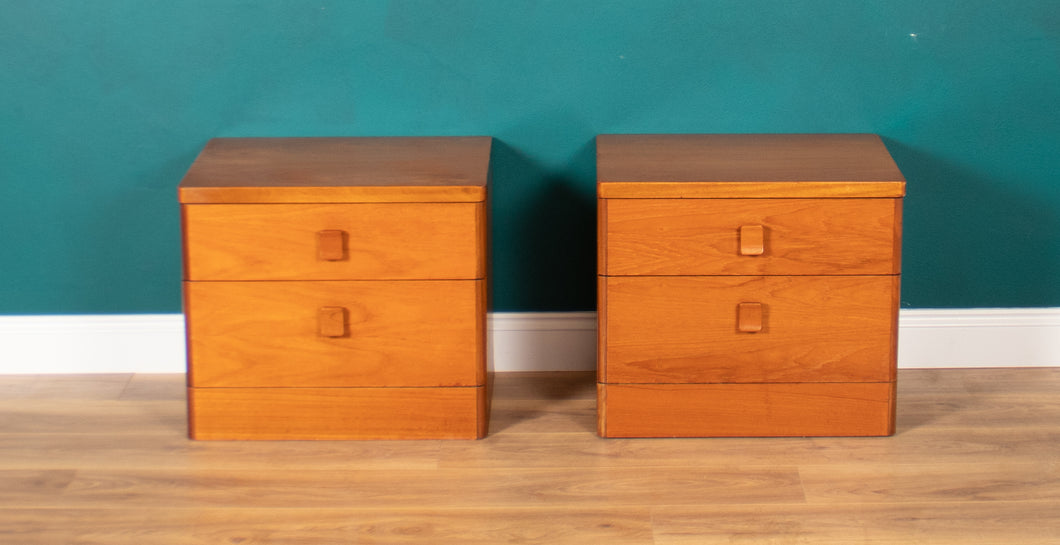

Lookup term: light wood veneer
[597,134,905,437]
[179,136,492,439]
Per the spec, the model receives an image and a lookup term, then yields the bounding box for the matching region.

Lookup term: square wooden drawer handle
[738,302,764,333]
[317,230,347,261]
[739,225,765,256]
[318,306,348,338]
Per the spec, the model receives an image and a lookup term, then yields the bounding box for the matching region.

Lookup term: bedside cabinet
[596,134,905,437]
[179,137,492,440]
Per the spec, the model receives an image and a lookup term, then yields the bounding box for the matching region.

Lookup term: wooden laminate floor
[1,368,1058,544]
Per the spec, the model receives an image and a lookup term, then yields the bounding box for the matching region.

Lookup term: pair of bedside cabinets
[179,134,905,440]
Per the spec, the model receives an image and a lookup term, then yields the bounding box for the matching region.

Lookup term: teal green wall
[2,1,1058,313]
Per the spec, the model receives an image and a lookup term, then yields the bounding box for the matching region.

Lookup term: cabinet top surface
[179,137,492,203]
[597,134,905,198]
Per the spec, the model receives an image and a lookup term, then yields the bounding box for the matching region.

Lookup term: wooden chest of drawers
[596,134,905,437]
[179,137,492,440]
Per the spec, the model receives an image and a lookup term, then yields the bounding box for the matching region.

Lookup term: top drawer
[183,202,485,281]
[600,197,901,276]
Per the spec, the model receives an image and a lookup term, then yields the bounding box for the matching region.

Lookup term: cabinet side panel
[597,197,609,384]
[475,201,488,280]
[892,198,904,274]
[597,198,608,275]
[596,382,607,437]
[477,375,491,439]
[181,282,194,387]
[476,277,488,384]
[597,275,608,382]
[888,274,901,383]
[180,205,192,281]
[886,380,897,436]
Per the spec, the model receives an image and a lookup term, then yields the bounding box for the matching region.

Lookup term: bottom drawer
[597,382,895,438]
[189,385,488,440]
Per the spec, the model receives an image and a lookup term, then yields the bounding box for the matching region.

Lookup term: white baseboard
[896,308,1060,368]
[0,315,188,374]
[489,312,597,372]
[0,309,1057,374]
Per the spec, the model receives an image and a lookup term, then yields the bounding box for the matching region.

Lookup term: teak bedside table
[596,134,905,437]
[179,137,492,440]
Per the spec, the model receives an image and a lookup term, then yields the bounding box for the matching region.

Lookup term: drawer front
[189,385,487,440]
[598,382,895,437]
[601,198,901,276]
[601,275,898,384]
[183,202,485,280]
[185,279,485,388]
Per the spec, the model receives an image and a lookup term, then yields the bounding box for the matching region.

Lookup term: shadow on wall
[489,140,597,312]
[883,138,1060,308]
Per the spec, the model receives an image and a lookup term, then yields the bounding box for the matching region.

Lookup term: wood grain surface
[182,202,485,281]
[188,385,487,440]
[185,279,484,388]
[601,197,901,276]
[2,368,1058,544]
[596,133,906,198]
[178,137,492,204]
[598,382,896,437]
[601,275,898,384]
